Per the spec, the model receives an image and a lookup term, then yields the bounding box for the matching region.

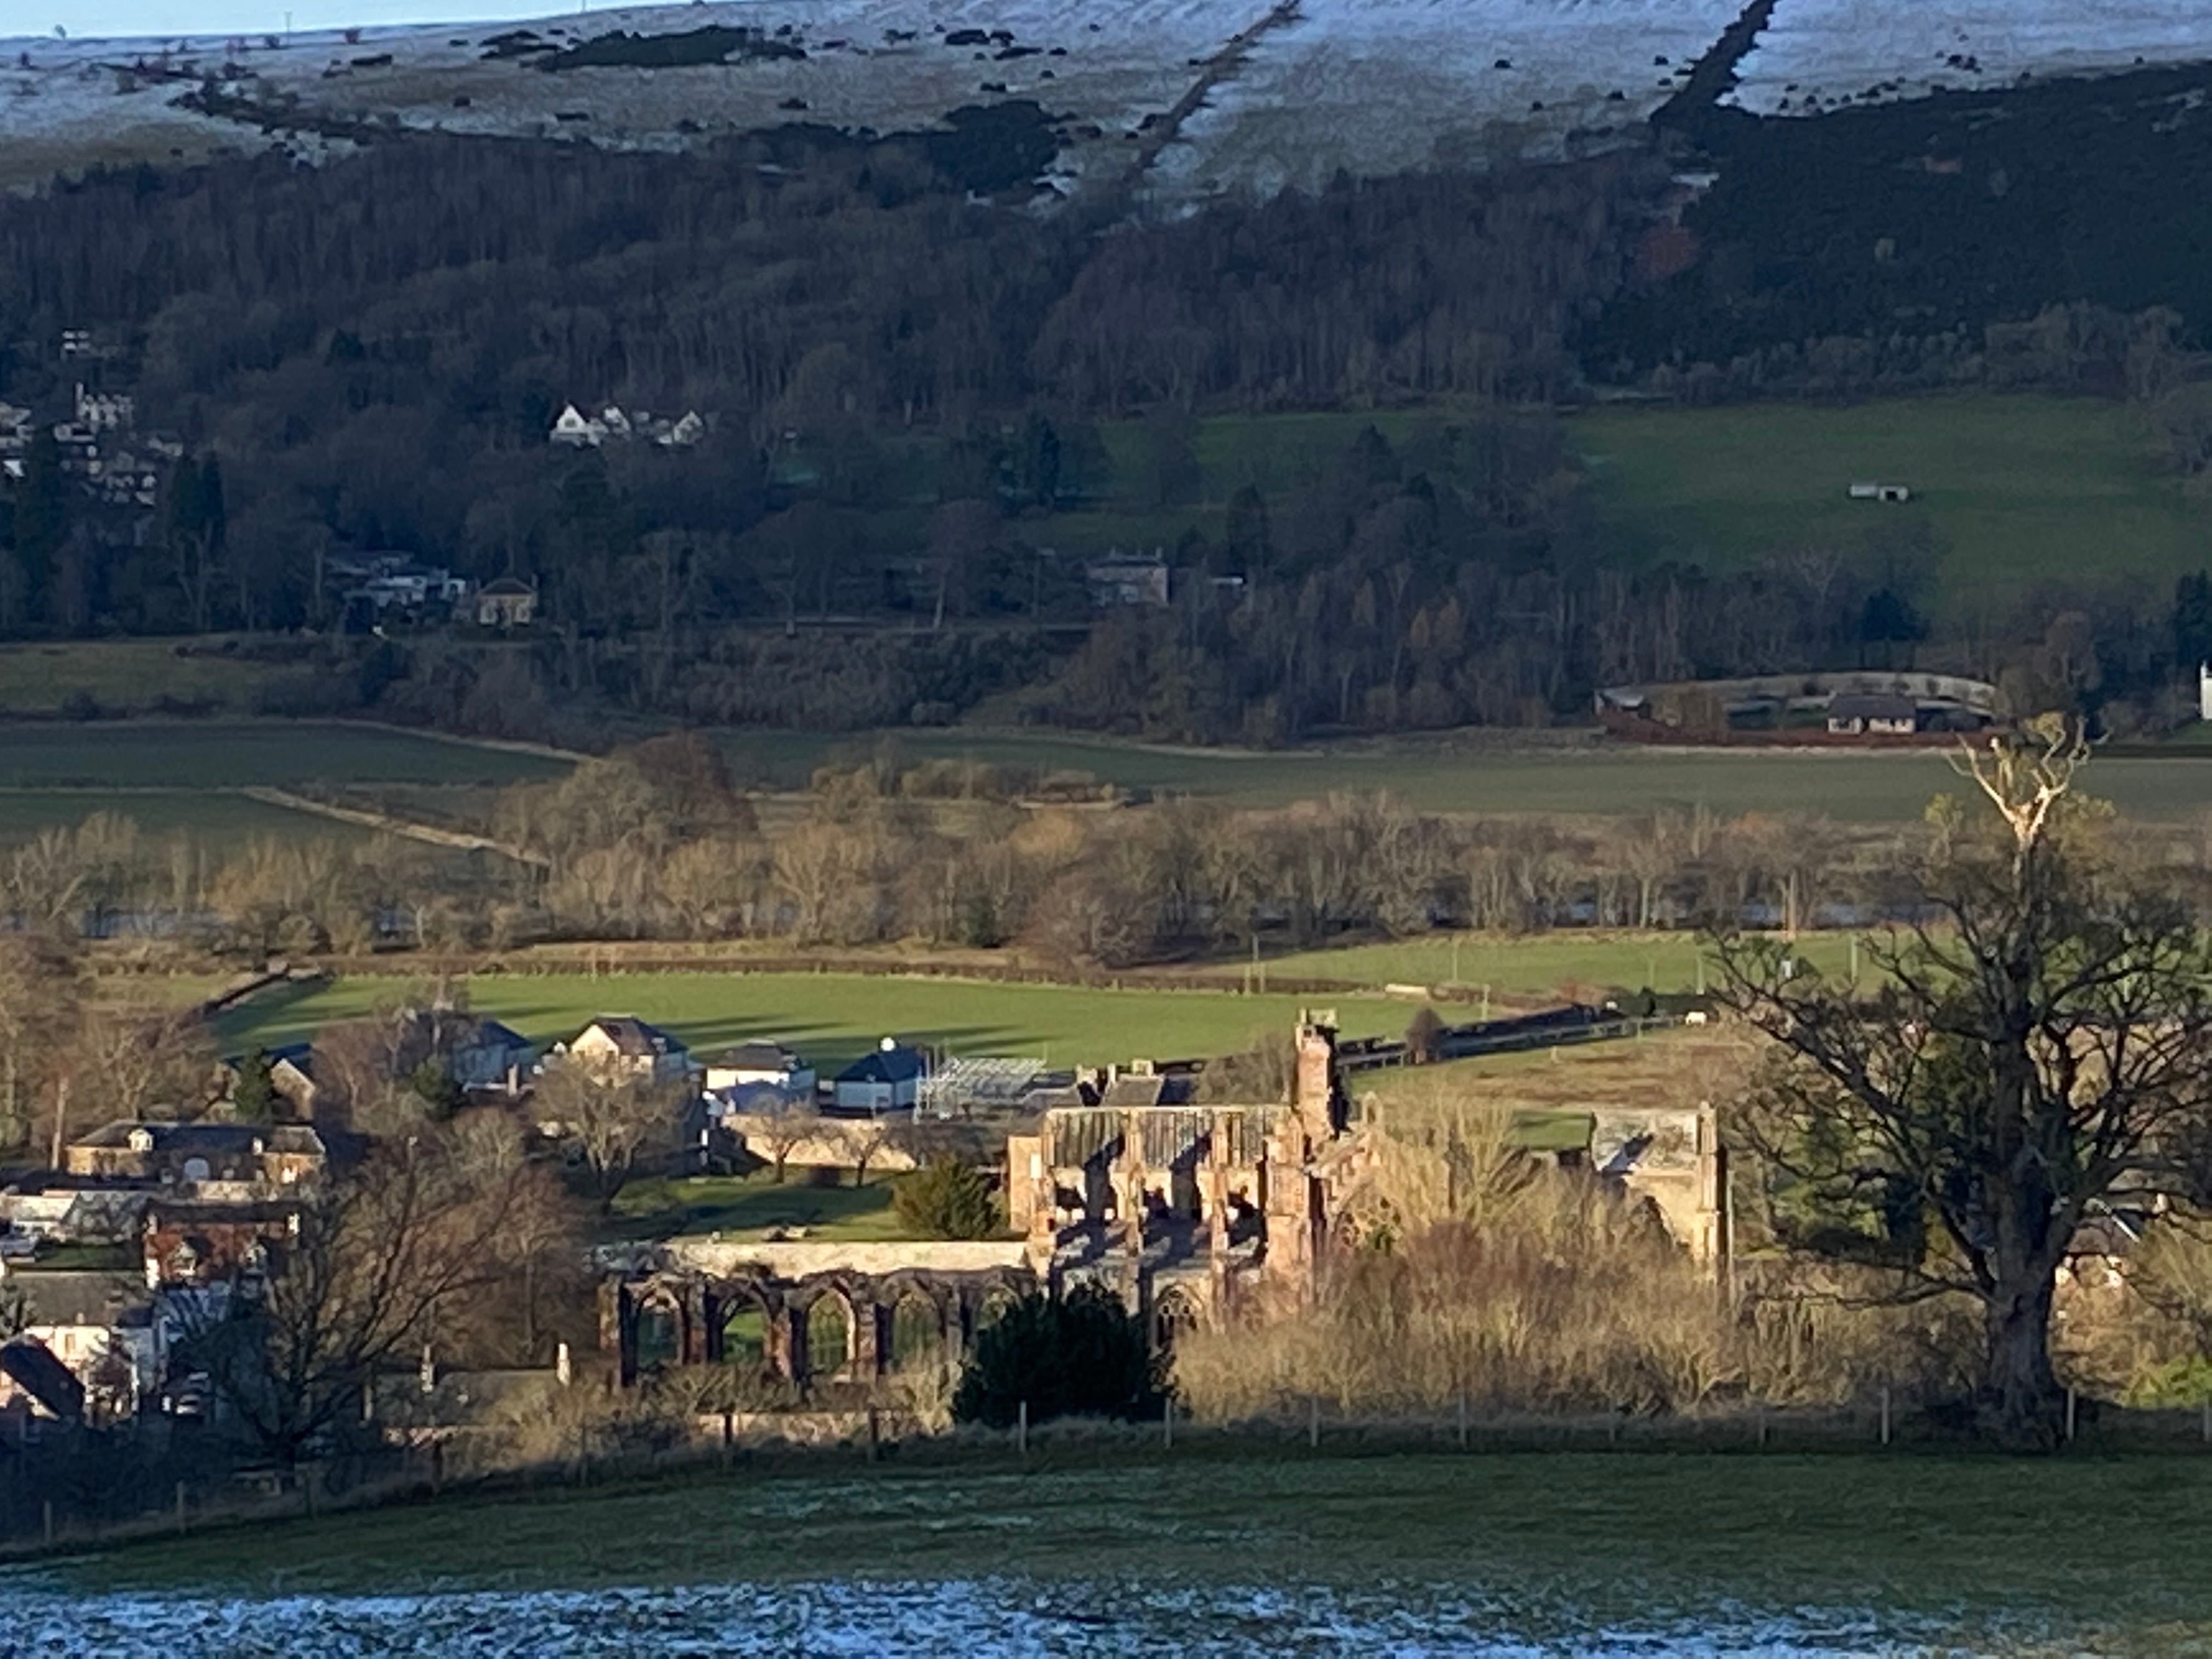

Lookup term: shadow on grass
[612,1167,902,1242]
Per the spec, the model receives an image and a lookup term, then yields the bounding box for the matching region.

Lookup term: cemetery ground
[30,1448,2212,1649]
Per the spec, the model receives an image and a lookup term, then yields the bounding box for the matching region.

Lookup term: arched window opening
[721,1302,767,1368]
[805,1293,852,1380]
[890,1292,941,1372]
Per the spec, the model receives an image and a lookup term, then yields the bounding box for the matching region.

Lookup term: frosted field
[0,0,1731,196]
[7,0,2212,195]
[1159,0,1737,198]
[4,1577,2028,1656]
[1726,0,2212,115]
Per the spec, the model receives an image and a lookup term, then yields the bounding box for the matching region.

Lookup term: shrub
[951,1283,1167,1428]
[892,1156,1000,1239]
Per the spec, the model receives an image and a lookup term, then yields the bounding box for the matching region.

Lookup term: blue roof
[837,1046,925,1085]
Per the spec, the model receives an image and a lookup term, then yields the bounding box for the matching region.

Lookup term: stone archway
[1152,1284,1201,1353]
[635,1289,685,1372]
[888,1289,944,1372]
[718,1293,770,1370]
[803,1289,854,1382]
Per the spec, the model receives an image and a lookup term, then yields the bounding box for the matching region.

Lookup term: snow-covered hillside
[0,0,1718,197]
[4,0,2212,198]
[1727,0,2212,115]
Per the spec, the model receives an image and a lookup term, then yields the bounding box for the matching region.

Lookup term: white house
[1825,692,1921,736]
[552,1017,694,1085]
[705,1040,815,1101]
[832,1039,927,1115]
[549,403,605,447]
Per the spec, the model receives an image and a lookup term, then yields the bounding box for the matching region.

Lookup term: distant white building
[549,402,708,449]
[2199,662,2212,724]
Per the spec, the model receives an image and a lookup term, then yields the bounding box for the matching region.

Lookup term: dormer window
[126,1127,154,1154]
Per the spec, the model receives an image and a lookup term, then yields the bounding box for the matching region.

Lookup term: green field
[0,720,569,847]
[613,1170,907,1243]
[214,972,1413,1073]
[730,726,2212,821]
[38,1450,2212,1650]
[1576,394,2211,610]
[1215,929,1860,997]
[0,721,562,790]
[0,639,284,717]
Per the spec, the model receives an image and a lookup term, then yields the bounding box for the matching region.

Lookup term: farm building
[1825,692,1921,735]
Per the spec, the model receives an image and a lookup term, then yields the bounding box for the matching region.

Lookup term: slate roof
[0,1339,85,1419]
[719,1041,807,1071]
[576,1017,686,1058]
[70,1122,326,1158]
[837,1045,926,1085]
[1828,693,1918,721]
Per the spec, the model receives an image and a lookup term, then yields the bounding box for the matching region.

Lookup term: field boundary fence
[10,1390,2212,1564]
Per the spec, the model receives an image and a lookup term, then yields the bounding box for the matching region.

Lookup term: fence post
[1756,1410,1768,1451]
[2202,1398,2210,1447]
[1163,1399,1173,1451]
[1879,1387,1893,1448]
[867,1407,881,1463]
[174,1481,187,1536]
[1017,1400,1028,1457]
[42,1498,53,1548]
[2065,1386,2078,1444]
[1308,1396,1320,1451]
[1456,1391,1468,1451]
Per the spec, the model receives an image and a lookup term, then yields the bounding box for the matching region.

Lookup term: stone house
[451,1019,537,1094]
[553,1017,693,1086]
[476,577,538,629]
[63,1122,326,1190]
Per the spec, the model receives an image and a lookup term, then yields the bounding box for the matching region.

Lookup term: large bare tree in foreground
[1718,723,2212,1448]
[177,1126,543,1466]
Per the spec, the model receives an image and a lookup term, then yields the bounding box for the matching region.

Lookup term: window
[720,1304,766,1368]
[804,1293,852,1380]
[890,1293,941,1372]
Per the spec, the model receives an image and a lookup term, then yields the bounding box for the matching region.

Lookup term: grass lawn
[0,787,389,847]
[0,721,565,791]
[1358,1028,1751,1126]
[1209,928,1863,997]
[41,1449,2212,1647]
[0,640,281,716]
[715,725,2212,822]
[1574,393,2212,614]
[213,972,1414,1074]
[611,1169,907,1243]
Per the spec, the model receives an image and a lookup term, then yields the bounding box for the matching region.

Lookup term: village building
[62,1122,326,1192]
[552,1017,694,1086]
[704,1041,816,1111]
[548,402,708,450]
[0,1270,161,1422]
[1825,692,1922,736]
[1084,551,1171,608]
[832,1040,928,1114]
[475,577,538,629]
[450,1019,537,1094]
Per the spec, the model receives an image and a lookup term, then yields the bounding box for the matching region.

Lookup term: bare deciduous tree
[533,1065,685,1210]
[175,1131,539,1466]
[1718,726,2212,1447]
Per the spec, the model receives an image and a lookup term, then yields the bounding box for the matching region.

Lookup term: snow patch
[1729,0,2212,115]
